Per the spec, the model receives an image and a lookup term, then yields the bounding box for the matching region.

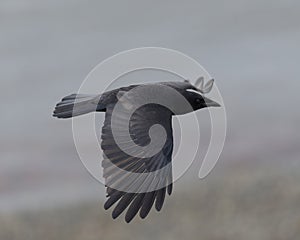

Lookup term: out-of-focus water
[0,0,299,211]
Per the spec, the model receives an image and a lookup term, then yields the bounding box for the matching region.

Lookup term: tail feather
[53,93,100,119]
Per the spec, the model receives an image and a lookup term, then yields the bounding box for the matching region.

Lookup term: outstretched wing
[101,100,174,223]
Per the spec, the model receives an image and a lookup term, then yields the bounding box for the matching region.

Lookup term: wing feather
[101,101,174,222]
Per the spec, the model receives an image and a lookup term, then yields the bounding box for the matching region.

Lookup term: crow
[53,78,220,223]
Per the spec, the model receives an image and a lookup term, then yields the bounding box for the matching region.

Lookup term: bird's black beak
[203,96,221,107]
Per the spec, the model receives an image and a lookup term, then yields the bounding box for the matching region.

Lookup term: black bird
[53,78,220,223]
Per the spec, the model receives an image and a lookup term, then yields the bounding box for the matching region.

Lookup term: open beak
[203,96,221,107]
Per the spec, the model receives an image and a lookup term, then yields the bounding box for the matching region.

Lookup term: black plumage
[53,80,220,222]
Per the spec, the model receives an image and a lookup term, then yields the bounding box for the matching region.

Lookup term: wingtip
[125,216,134,223]
[155,204,163,212]
[139,211,148,219]
[103,203,110,210]
[111,212,119,219]
[167,184,173,195]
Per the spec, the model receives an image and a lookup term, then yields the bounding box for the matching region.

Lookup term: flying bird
[53,77,220,222]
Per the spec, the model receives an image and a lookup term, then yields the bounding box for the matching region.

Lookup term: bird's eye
[194,98,202,104]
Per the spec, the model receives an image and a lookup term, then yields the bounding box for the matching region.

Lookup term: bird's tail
[53,93,100,119]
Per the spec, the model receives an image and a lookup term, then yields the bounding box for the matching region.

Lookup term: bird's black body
[53,80,219,222]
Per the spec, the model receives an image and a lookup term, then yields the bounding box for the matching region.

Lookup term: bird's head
[166,77,220,114]
[185,89,220,111]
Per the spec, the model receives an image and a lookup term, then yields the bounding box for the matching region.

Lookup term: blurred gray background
[1,0,300,239]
